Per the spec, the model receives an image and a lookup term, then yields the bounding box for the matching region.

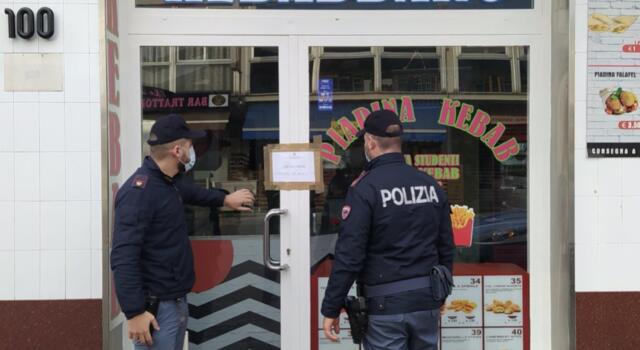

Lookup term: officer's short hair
[371,125,402,151]
[149,137,189,159]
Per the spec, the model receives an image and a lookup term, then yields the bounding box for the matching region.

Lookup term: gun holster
[345,283,368,344]
[430,265,454,302]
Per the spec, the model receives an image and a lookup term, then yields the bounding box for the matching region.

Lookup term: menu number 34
[4,7,54,39]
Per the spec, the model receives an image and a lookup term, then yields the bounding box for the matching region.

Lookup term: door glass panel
[141,46,281,350]
[381,46,441,92]
[309,46,529,350]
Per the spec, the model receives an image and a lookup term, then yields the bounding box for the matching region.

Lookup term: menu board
[312,264,528,350]
[441,328,483,350]
[587,5,640,157]
[483,276,524,327]
[442,276,483,327]
[438,270,527,350]
[484,328,524,350]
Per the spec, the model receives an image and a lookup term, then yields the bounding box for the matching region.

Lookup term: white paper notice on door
[272,151,316,183]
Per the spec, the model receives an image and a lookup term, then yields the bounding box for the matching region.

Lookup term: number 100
[4,7,55,39]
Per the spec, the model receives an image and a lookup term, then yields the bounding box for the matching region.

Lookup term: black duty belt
[363,276,431,298]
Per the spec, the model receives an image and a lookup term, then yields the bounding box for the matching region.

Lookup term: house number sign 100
[4,7,54,39]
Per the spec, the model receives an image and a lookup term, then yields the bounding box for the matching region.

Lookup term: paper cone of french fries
[450,205,475,247]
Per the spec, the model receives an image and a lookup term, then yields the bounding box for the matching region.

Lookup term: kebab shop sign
[320,98,520,164]
[405,154,461,181]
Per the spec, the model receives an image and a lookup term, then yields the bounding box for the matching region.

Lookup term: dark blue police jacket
[110,156,227,319]
[321,153,455,318]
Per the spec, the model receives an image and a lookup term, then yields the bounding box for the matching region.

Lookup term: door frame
[105,2,554,348]
[297,35,550,350]
[114,34,312,350]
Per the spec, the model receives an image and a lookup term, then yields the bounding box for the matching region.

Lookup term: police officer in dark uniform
[110,114,255,350]
[321,110,455,350]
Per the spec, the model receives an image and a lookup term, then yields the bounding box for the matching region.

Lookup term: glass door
[140,45,283,350]
[108,38,310,350]
[305,44,530,350]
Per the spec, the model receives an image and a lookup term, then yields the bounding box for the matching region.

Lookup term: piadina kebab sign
[319,98,521,172]
[139,0,532,9]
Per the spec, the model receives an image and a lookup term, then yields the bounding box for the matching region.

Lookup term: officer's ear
[364,133,376,150]
[168,140,186,159]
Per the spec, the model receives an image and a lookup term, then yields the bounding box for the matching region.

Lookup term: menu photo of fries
[450,205,475,247]
[447,299,478,314]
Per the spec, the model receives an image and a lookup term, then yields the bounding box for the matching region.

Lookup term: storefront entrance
[106,3,555,348]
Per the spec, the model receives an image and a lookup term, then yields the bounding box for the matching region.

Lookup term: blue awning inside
[242,100,447,142]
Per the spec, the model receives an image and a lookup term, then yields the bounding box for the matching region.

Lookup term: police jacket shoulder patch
[132,175,148,189]
[341,205,351,220]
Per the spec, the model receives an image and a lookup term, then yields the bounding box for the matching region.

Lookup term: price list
[439,274,526,350]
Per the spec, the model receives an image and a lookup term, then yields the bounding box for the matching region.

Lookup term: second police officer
[321,110,456,350]
[110,114,255,350]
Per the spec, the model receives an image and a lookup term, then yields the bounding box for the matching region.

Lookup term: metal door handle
[264,208,289,271]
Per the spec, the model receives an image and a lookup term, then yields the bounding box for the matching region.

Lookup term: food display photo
[451,205,476,247]
[442,276,483,327]
[601,87,638,115]
[588,13,638,33]
[483,276,524,327]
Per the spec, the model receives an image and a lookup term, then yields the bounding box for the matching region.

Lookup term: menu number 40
[4,7,54,39]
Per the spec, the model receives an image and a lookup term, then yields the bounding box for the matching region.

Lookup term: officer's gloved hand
[224,189,256,212]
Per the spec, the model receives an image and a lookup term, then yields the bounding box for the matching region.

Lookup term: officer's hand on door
[323,317,340,342]
[223,189,256,212]
[128,311,160,347]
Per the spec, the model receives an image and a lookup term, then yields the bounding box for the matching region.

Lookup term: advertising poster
[441,276,483,327]
[484,328,524,350]
[483,276,523,327]
[587,5,640,157]
[441,328,483,350]
[318,278,359,350]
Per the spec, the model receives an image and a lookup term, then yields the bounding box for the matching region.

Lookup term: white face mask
[180,145,197,172]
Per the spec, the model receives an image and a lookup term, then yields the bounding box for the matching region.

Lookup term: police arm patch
[341,205,351,220]
[132,175,148,189]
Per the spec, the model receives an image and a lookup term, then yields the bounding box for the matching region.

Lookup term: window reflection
[140,46,281,238]
[309,46,529,271]
[319,58,374,92]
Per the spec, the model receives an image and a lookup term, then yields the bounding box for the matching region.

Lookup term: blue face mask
[180,145,196,172]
